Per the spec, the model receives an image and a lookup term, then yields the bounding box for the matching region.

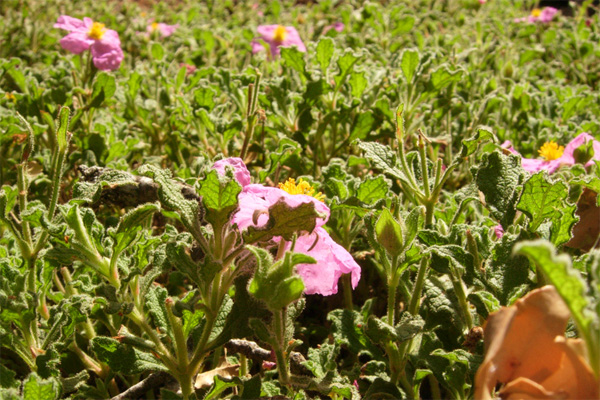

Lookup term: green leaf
[375,208,403,257]
[281,47,306,77]
[474,151,524,228]
[431,65,463,91]
[198,169,241,226]
[269,276,305,310]
[350,111,374,141]
[357,141,406,182]
[243,198,325,243]
[334,50,361,87]
[460,127,494,158]
[145,285,173,340]
[204,375,238,400]
[327,309,382,358]
[365,315,396,345]
[516,172,578,245]
[112,203,160,257]
[90,73,116,109]
[349,71,368,98]
[151,42,165,60]
[303,342,340,378]
[194,87,216,111]
[413,369,433,399]
[356,176,391,205]
[138,165,204,239]
[400,49,420,83]
[55,106,71,152]
[91,336,168,374]
[316,37,334,72]
[394,312,425,342]
[22,373,60,400]
[0,364,19,389]
[515,240,599,370]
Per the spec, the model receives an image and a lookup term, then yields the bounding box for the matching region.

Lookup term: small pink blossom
[54,15,124,71]
[323,22,345,34]
[514,7,558,23]
[494,224,504,239]
[502,133,600,173]
[251,25,306,57]
[213,158,361,296]
[147,21,178,38]
[179,63,197,76]
[479,0,487,4]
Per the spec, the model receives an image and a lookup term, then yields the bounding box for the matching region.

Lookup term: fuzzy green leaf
[243,198,324,243]
[281,47,306,77]
[199,169,241,226]
[91,336,168,375]
[90,73,116,109]
[400,49,420,83]
[316,37,334,72]
[22,373,60,400]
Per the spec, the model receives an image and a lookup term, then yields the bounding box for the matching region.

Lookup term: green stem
[273,307,290,385]
[387,258,400,326]
[128,309,178,372]
[167,301,192,400]
[449,266,473,331]
[408,256,429,316]
[16,163,32,246]
[418,132,431,199]
[341,274,354,310]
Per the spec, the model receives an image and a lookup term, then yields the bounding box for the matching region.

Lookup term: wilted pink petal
[292,228,361,296]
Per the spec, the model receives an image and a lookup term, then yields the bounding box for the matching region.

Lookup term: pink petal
[54,15,85,31]
[59,32,93,54]
[293,228,361,296]
[540,7,558,23]
[213,157,252,188]
[280,27,306,52]
[231,190,271,231]
[158,23,178,37]
[251,39,265,54]
[90,40,123,71]
[494,224,504,239]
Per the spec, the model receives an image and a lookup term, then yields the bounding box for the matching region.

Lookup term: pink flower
[502,133,600,173]
[251,25,306,57]
[213,158,361,296]
[323,22,345,34]
[179,63,197,76]
[147,21,178,38]
[479,0,487,4]
[514,7,558,23]
[494,224,504,239]
[54,15,124,71]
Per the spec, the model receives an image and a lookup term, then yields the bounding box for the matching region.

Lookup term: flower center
[151,22,159,31]
[538,141,564,161]
[88,22,106,40]
[278,178,325,202]
[273,25,288,43]
[531,8,542,18]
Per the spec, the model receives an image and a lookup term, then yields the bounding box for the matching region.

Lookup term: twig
[110,371,174,400]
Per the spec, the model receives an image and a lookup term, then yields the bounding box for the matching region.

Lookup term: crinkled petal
[281,27,306,52]
[231,190,271,231]
[59,32,93,54]
[539,7,558,23]
[256,24,279,38]
[54,15,86,31]
[558,132,600,167]
[213,157,252,188]
[293,228,361,296]
[90,40,123,71]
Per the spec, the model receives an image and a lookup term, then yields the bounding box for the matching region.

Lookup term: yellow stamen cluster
[151,22,159,31]
[278,178,325,202]
[531,8,542,18]
[273,25,288,43]
[538,141,564,161]
[88,22,106,40]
